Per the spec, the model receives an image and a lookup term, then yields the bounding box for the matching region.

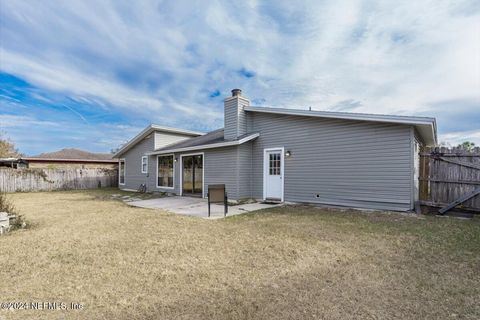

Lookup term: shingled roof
[147,129,259,155]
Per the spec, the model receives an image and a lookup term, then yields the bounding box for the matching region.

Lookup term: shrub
[0,192,26,230]
[0,192,15,213]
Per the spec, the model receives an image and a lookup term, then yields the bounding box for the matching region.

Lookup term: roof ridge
[247,106,436,121]
[33,148,113,160]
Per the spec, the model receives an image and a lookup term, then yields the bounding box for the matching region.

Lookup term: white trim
[156,154,175,189]
[147,133,259,155]
[141,156,148,174]
[118,158,126,186]
[263,147,284,202]
[179,152,205,198]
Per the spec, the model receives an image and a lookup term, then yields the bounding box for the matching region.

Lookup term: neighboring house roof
[147,129,259,155]
[244,106,437,145]
[113,124,204,158]
[31,148,113,160]
[1,148,118,164]
[23,158,117,164]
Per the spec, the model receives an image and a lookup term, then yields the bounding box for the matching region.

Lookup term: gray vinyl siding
[224,97,248,140]
[145,146,251,200]
[203,143,253,200]
[248,112,414,211]
[119,134,154,191]
[148,153,183,194]
[237,142,253,199]
[121,107,416,211]
[119,131,195,192]
[154,132,191,149]
[147,153,174,193]
[204,147,240,199]
[224,98,239,140]
[238,104,248,138]
[145,148,236,198]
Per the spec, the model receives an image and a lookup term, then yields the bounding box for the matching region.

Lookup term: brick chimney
[224,89,250,140]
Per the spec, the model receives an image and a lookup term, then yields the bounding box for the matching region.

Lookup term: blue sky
[0,0,479,155]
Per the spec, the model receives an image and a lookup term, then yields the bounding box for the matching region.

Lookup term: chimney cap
[231,89,242,97]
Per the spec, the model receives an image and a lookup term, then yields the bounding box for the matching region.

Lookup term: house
[0,149,118,169]
[0,158,28,169]
[114,89,437,211]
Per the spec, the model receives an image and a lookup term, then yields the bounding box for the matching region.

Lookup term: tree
[457,141,475,151]
[438,141,451,147]
[0,132,22,158]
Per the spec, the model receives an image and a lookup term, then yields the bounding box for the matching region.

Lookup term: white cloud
[0,114,143,155]
[1,0,479,147]
[439,129,480,146]
[0,114,61,128]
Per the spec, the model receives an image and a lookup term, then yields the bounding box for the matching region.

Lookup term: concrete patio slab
[128,196,282,219]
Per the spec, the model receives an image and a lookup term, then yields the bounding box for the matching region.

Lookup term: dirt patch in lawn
[0,190,479,319]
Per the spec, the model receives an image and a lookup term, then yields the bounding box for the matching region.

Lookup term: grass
[0,188,479,320]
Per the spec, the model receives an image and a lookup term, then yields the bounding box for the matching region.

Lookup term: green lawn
[1,189,479,319]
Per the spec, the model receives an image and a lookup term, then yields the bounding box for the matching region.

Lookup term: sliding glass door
[182,154,203,196]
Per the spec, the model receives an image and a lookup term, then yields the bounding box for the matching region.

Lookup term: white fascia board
[150,124,205,136]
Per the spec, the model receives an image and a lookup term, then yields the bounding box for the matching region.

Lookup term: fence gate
[419,146,480,213]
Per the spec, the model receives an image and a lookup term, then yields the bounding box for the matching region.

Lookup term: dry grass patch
[0,189,479,319]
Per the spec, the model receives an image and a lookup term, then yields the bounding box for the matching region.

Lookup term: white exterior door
[264,149,284,201]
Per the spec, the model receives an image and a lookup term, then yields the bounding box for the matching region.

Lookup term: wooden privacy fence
[419,146,480,213]
[0,168,118,192]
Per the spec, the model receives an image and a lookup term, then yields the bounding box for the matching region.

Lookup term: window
[119,159,125,185]
[141,156,148,173]
[157,155,174,188]
[269,153,281,175]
